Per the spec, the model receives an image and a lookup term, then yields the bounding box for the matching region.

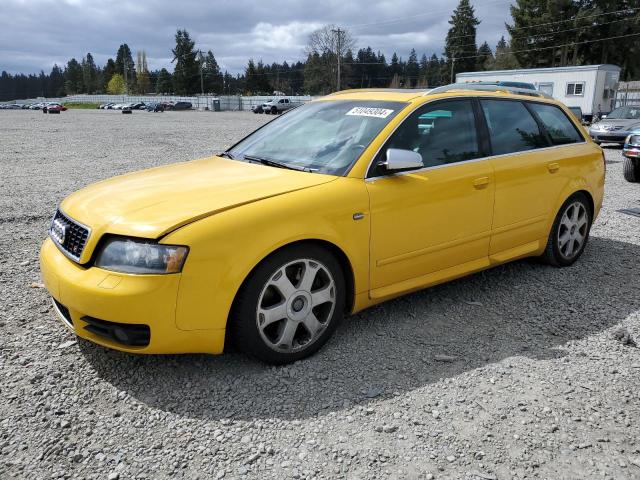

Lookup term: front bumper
[589,130,632,144]
[39,237,224,354]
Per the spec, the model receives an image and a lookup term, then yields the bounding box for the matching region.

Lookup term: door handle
[547,162,560,173]
[473,176,490,189]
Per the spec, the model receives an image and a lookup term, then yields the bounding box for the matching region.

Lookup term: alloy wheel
[557,201,589,260]
[256,259,336,353]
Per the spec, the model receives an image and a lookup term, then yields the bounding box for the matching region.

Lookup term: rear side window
[527,103,584,145]
[481,99,548,155]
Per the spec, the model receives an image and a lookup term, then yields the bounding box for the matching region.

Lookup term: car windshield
[606,107,640,120]
[228,100,407,175]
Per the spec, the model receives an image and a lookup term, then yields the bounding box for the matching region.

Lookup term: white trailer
[457,64,621,119]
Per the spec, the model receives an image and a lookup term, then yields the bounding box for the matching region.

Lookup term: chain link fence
[3,94,314,111]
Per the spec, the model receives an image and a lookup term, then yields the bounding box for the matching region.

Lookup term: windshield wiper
[243,154,312,172]
[219,151,235,159]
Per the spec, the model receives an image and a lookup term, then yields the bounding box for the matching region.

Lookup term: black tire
[229,244,346,364]
[271,106,278,115]
[623,157,640,183]
[540,192,592,267]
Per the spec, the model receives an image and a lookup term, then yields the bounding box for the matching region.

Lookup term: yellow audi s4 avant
[40,85,605,364]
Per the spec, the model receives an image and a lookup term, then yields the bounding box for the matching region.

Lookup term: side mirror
[382,148,423,171]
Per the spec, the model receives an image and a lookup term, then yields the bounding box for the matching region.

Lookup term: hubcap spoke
[559,230,571,247]
[271,270,296,298]
[557,202,589,259]
[278,319,298,349]
[298,261,318,292]
[302,312,323,337]
[258,302,287,327]
[311,285,333,306]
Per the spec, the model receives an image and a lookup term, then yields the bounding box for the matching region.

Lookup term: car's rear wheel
[230,245,345,364]
[540,193,592,267]
[271,106,278,114]
[623,157,640,183]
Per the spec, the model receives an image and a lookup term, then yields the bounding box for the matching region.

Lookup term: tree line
[0,0,638,101]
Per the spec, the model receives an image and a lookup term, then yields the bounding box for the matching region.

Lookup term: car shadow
[80,235,640,421]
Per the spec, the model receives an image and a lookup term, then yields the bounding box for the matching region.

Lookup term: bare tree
[305,24,356,91]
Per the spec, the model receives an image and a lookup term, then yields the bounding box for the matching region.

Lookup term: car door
[366,99,495,298]
[480,99,582,260]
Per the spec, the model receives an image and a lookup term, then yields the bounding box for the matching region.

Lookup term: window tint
[481,100,548,155]
[381,99,480,170]
[528,103,584,145]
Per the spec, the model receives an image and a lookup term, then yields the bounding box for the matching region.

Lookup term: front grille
[50,210,90,261]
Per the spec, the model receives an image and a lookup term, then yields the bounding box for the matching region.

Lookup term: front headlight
[94,237,188,274]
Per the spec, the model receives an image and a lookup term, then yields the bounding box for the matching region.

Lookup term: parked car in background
[131,102,146,110]
[168,101,192,111]
[589,106,640,145]
[40,85,603,364]
[45,104,63,114]
[252,103,266,114]
[262,98,299,114]
[623,134,640,183]
[146,103,165,112]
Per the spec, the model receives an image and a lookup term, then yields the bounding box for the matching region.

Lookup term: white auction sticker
[346,107,394,119]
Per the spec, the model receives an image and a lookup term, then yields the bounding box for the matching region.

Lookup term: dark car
[171,101,192,111]
[146,103,165,112]
[623,134,640,183]
[131,102,146,110]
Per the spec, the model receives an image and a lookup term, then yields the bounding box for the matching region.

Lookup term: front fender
[162,177,370,331]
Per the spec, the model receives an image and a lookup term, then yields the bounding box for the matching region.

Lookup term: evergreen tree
[115,44,135,91]
[171,29,199,94]
[489,36,519,70]
[64,58,83,94]
[406,49,419,87]
[82,53,98,93]
[48,64,65,96]
[444,0,481,80]
[103,58,116,91]
[202,50,223,93]
[155,68,173,94]
[476,41,494,71]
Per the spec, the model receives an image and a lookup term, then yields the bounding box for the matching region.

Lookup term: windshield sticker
[346,107,394,119]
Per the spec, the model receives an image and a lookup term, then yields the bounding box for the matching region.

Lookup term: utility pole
[331,27,343,91]
[123,58,128,95]
[450,57,456,84]
[198,50,204,96]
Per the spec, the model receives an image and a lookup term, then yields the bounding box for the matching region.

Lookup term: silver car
[589,106,640,145]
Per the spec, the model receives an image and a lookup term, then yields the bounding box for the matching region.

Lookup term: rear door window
[527,103,584,145]
[480,99,549,155]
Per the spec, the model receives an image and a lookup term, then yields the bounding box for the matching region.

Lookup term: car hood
[61,156,336,241]
[594,118,640,130]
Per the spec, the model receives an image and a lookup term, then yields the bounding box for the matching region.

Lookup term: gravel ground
[1,109,639,480]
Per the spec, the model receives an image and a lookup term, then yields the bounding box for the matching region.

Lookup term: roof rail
[426,83,553,99]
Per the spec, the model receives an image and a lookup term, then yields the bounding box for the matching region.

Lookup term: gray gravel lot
[1,109,639,480]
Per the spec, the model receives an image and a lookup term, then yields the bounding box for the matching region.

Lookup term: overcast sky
[0,0,512,75]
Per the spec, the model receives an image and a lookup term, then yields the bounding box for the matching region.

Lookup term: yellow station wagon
[40,84,605,364]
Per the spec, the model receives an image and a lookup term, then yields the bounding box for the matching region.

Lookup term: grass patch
[63,102,101,109]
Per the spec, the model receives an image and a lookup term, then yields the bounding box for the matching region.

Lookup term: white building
[457,64,621,118]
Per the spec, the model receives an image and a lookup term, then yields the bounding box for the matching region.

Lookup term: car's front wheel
[230,245,345,364]
[623,157,640,183]
[540,193,592,267]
